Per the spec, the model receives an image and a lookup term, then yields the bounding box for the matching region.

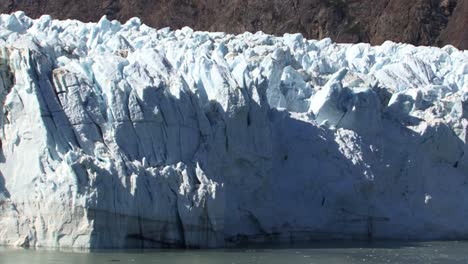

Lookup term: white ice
[0,11,467,248]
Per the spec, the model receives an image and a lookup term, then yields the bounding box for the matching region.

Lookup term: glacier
[0,11,467,249]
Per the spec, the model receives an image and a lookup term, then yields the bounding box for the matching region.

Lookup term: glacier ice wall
[0,11,468,248]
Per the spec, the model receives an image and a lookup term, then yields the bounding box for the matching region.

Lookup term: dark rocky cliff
[1,0,467,49]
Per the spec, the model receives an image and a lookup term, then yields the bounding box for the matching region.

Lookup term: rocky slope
[1,0,467,50]
[0,12,467,249]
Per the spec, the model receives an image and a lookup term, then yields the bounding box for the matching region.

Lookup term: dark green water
[1,241,468,264]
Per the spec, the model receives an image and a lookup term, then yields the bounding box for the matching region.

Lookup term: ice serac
[0,12,467,249]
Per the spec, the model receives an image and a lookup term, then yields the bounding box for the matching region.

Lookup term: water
[1,241,468,264]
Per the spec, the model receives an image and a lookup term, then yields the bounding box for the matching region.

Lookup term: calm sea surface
[1,241,468,264]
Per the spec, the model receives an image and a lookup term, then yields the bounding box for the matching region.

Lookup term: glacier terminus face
[0,11,467,248]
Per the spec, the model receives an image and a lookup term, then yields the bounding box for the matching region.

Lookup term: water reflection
[1,241,467,264]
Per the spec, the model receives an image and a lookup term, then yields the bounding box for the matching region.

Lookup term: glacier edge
[0,11,467,248]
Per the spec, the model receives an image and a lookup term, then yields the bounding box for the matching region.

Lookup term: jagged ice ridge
[0,11,468,248]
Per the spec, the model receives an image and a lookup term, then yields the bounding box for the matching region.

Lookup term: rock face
[1,0,467,50]
[0,12,468,249]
